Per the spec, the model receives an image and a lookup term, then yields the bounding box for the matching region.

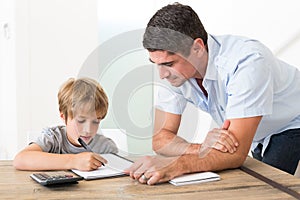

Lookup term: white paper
[169,172,220,186]
[72,154,132,180]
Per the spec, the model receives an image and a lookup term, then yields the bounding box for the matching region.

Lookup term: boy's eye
[93,120,100,124]
[77,119,85,123]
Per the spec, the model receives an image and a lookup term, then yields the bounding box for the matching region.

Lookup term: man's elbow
[230,152,248,169]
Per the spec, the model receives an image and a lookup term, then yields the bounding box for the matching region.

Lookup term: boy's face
[64,109,101,146]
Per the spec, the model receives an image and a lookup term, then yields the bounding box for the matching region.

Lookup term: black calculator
[30,171,83,186]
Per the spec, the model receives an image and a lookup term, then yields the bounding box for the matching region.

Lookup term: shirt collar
[204,34,220,81]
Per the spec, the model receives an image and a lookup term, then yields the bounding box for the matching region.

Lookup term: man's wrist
[186,143,201,155]
[177,154,199,174]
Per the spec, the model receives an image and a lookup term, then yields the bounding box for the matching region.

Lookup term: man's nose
[158,66,170,79]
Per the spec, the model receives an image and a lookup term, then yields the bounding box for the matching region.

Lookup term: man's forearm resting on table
[179,117,261,173]
[177,147,247,174]
[154,117,261,174]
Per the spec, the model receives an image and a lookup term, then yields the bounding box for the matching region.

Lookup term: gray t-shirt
[33,125,118,154]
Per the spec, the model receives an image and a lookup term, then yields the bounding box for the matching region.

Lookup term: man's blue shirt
[155,34,300,154]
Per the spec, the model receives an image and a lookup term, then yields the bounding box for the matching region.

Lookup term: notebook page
[71,154,132,179]
[101,154,132,172]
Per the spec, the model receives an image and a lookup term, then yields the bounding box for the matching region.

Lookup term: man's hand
[124,155,183,185]
[199,120,239,157]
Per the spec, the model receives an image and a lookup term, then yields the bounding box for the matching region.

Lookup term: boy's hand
[72,152,107,171]
[199,120,239,157]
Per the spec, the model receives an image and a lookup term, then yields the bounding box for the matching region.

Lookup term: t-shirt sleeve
[34,127,61,153]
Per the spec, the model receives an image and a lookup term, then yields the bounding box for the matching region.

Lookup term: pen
[78,137,105,166]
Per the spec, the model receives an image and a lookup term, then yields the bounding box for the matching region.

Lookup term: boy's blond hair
[58,77,108,124]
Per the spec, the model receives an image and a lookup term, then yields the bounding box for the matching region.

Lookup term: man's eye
[93,121,100,124]
[77,120,85,123]
[164,63,173,67]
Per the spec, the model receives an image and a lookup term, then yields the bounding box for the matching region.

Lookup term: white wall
[0,0,18,159]
[0,0,98,159]
[1,0,300,159]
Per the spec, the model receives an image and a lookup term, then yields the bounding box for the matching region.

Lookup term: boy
[13,77,118,171]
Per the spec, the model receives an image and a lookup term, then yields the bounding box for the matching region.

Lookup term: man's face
[149,50,198,87]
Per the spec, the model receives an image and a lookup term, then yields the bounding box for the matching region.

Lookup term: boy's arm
[13,143,106,171]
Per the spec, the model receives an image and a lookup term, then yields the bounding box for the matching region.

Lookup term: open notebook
[72,154,132,180]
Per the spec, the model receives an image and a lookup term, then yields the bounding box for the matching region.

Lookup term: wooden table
[1,157,300,199]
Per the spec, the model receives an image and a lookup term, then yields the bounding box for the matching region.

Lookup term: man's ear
[192,38,206,54]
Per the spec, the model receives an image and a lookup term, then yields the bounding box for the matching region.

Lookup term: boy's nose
[82,123,92,134]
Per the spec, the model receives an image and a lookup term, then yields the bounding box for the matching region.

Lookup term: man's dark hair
[143,3,207,57]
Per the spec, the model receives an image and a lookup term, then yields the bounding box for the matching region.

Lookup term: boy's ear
[60,112,65,121]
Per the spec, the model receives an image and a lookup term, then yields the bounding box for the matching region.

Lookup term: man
[125,3,300,185]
